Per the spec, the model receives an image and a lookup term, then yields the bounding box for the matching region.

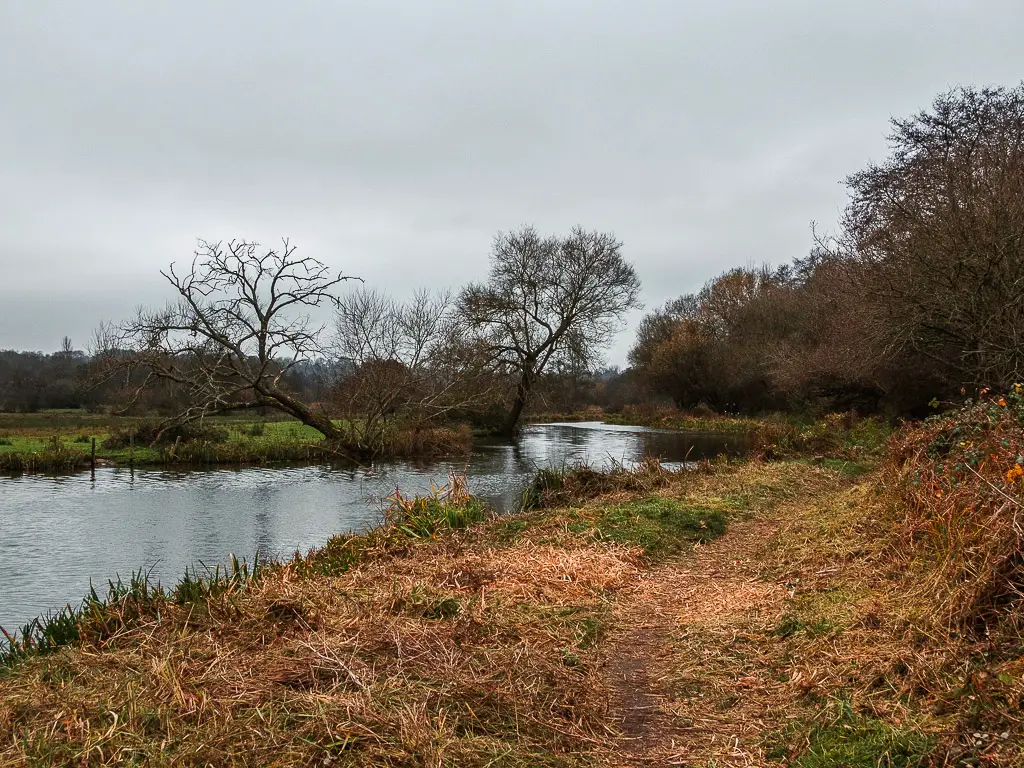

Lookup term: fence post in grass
[129,433,134,469]
[91,436,96,480]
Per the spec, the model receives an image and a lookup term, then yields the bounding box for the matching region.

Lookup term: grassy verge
[603,404,779,434]
[602,404,893,461]
[745,393,1024,765]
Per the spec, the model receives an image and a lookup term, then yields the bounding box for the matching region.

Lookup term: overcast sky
[2,1,1023,364]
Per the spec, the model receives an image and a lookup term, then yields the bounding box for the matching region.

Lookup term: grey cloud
[2,0,1023,360]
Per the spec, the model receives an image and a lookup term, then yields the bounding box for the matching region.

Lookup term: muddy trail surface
[601,491,820,766]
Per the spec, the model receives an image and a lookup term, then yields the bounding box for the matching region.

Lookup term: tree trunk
[503,367,533,436]
[296,405,343,442]
[264,387,343,441]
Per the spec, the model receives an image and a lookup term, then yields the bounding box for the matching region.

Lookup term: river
[0,422,746,632]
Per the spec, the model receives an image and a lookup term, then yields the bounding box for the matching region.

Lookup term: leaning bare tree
[110,239,354,439]
[460,226,642,434]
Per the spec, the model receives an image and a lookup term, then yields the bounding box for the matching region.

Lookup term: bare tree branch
[115,239,356,439]
[459,226,642,433]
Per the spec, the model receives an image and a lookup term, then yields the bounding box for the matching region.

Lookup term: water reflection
[0,422,745,631]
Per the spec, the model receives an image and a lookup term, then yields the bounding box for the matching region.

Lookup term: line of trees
[0,338,85,412]
[629,85,1024,416]
[69,226,640,447]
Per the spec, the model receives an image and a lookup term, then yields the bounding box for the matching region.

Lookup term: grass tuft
[1,557,262,669]
[384,472,488,538]
[521,456,685,511]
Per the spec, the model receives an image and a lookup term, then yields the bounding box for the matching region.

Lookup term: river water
[0,422,746,632]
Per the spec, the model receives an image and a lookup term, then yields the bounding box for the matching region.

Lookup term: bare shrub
[331,287,492,455]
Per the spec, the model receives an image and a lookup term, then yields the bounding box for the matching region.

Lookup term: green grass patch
[773,587,866,640]
[293,534,367,577]
[770,702,934,767]
[797,587,864,622]
[572,616,604,649]
[386,496,489,538]
[773,612,839,639]
[584,496,727,555]
[402,585,463,620]
[497,517,530,541]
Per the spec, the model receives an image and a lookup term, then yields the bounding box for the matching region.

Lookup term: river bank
[3,395,1020,765]
[0,406,888,475]
[0,412,472,473]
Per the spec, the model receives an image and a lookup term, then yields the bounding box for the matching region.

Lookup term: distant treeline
[629,85,1024,416]
[0,345,346,416]
[5,85,1022,423]
[0,342,632,420]
[0,345,86,412]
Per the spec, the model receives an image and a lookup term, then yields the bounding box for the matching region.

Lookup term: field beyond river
[0,406,880,473]
[0,411,402,473]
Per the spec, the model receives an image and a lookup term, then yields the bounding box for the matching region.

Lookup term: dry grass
[1,460,736,766]
[0,456,801,767]
[883,393,1024,631]
[590,444,1021,766]
[4,419,1021,766]
[0,539,628,765]
[593,462,855,766]
[751,439,1024,766]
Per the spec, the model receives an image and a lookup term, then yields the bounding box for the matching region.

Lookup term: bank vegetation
[2,392,1023,765]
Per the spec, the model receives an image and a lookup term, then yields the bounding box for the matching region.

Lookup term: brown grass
[372,424,475,460]
[594,462,852,766]
[582,456,1021,766]
[0,540,625,765]
[883,398,1024,632]
[4,419,1022,766]
[0,462,711,766]
[750,433,1024,765]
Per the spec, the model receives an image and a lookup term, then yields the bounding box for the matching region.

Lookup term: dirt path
[603,513,794,766]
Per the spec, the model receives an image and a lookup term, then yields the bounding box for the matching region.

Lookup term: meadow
[0,411,472,472]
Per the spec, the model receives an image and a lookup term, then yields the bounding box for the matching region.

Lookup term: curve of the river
[0,422,747,631]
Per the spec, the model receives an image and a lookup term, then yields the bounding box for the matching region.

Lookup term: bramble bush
[887,386,1024,630]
